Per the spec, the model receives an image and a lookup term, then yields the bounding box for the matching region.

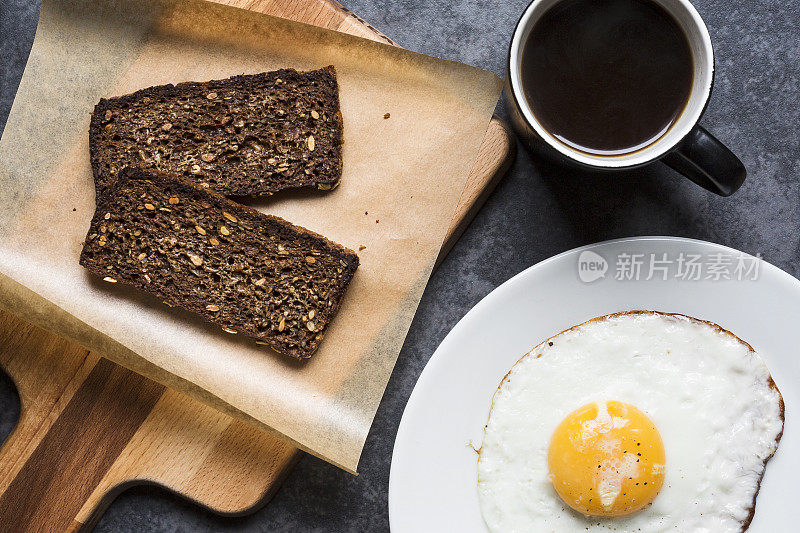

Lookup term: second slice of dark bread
[90,66,343,198]
[80,167,358,359]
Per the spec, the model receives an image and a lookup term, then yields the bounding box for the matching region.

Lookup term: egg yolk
[547,401,665,517]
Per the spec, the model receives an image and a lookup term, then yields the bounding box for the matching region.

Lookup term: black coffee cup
[505,0,746,196]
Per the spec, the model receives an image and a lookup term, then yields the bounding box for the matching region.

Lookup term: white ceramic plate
[389,237,797,532]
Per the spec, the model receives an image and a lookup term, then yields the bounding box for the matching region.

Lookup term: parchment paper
[0,0,501,472]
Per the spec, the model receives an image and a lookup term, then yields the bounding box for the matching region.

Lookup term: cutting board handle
[0,309,302,532]
[0,355,164,532]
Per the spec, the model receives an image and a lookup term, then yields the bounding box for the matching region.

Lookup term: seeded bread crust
[80,167,358,359]
[89,66,343,198]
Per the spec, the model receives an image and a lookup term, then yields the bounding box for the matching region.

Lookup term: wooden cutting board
[0,1,514,531]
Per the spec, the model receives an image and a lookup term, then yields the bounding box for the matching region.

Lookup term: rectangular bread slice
[79,167,358,359]
[89,66,343,198]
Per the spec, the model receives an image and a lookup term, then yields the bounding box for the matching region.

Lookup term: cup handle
[661,126,746,196]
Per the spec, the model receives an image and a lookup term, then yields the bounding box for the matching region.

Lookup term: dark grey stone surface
[1,0,798,531]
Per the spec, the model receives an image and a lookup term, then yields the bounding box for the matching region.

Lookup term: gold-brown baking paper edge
[0,0,502,473]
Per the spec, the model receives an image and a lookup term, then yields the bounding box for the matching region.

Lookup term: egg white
[477,311,783,533]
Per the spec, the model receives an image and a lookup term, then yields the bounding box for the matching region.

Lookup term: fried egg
[477,311,784,532]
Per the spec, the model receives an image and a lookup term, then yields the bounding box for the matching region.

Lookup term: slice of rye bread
[80,167,358,359]
[89,66,343,198]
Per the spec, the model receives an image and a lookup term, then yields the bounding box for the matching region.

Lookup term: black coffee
[520,0,693,155]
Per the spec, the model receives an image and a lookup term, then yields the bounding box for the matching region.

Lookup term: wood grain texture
[0,311,301,532]
[0,1,513,530]
[214,0,397,44]
[0,358,163,532]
